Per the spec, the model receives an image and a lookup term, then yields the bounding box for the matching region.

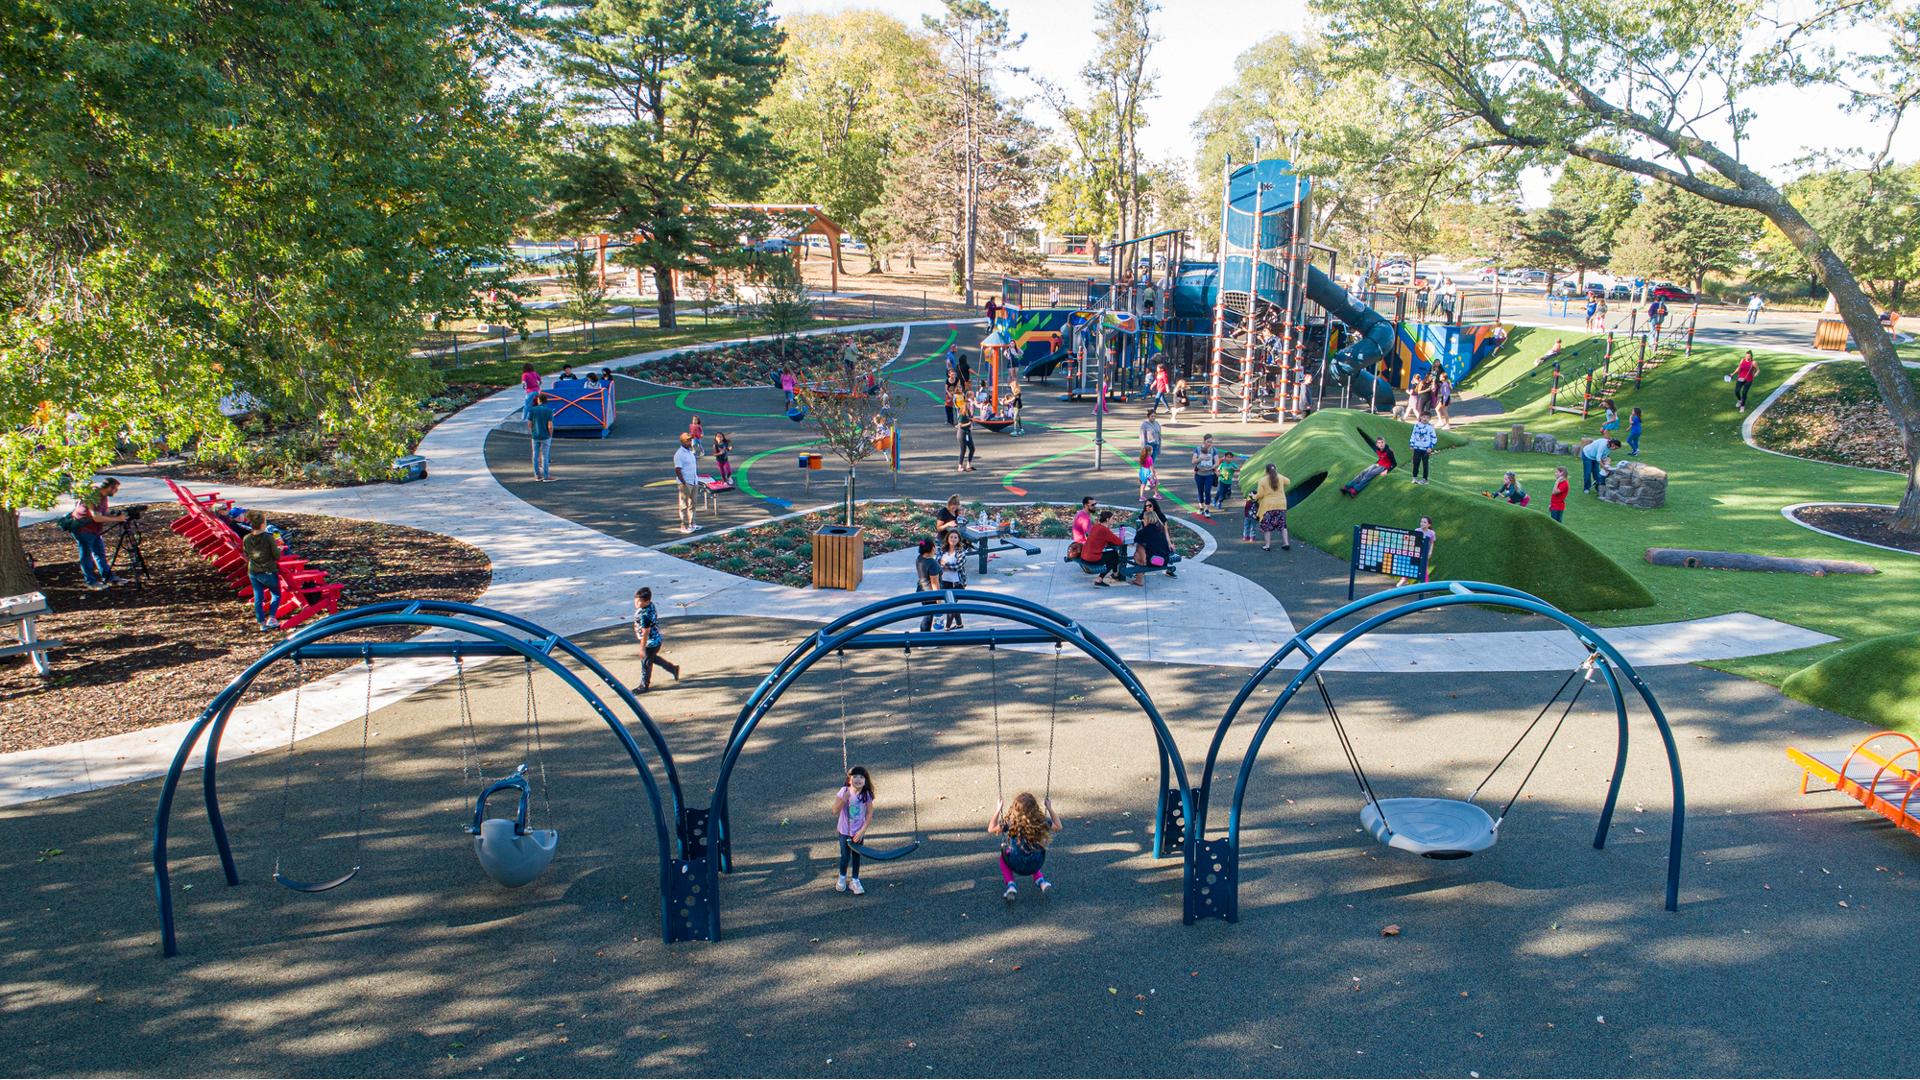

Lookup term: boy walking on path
[526,394,555,481]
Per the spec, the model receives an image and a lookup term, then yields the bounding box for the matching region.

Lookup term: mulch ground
[665,498,1204,588]
[1751,362,1920,471]
[642,329,901,388]
[1790,503,1920,553]
[1,508,490,753]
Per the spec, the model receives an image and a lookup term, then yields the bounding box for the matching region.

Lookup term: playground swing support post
[1208,154,1232,418]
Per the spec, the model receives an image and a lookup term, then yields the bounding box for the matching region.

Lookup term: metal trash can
[812,525,865,591]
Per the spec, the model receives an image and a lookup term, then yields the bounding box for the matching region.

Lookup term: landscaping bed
[638,329,902,389]
[1751,362,1920,472]
[1,509,491,753]
[1788,503,1920,554]
[665,498,1203,588]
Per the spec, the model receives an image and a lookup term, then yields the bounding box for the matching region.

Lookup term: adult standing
[1746,293,1766,324]
[526,393,555,482]
[673,433,700,534]
[70,478,127,590]
[956,401,977,472]
[937,531,969,626]
[1191,434,1220,508]
[1731,351,1758,412]
[1139,410,1162,465]
[1581,437,1621,494]
[915,538,941,631]
[984,295,999,327]
[839,339,860,387]
[241,509,283,631]
[1254,464,1291,552]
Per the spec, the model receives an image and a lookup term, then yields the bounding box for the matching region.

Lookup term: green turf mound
[1781,632,1920,735]
[1241,410,1655,612]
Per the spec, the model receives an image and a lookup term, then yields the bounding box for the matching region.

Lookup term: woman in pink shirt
[1731,351,1758,412]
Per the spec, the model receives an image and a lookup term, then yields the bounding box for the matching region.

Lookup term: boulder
[1598,460,1667,509]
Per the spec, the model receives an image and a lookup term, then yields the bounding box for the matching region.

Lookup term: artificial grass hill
[1781,631,1920,736]
[1240,409,1655,612]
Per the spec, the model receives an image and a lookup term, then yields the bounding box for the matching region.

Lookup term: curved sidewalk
[3,323,1833,807]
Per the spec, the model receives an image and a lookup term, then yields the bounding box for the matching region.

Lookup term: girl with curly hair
[988,792,1063,901]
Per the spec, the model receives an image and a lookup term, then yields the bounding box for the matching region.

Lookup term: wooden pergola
[711,203,848,292]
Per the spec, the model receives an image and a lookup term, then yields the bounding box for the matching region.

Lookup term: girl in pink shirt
[832,766,877,895]
[520,364,541,414]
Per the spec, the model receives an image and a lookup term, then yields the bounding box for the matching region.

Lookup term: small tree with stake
[559,248,609,349]
[795,350,891,526]
[744,253,815,355]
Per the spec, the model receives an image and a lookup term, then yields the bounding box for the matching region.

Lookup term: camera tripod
[109,512,151,589]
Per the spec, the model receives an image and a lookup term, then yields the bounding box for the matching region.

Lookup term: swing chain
[272,658,307,879]
[988,642,1004,805]
[1493,652,1599,823]
[351,656,373,852]
[454,653,479,784]
[1044,643,1061,802]
[1470,651,1597,805]
[836,648,850,774]
[524,657,553,822]
[902,646,921,838]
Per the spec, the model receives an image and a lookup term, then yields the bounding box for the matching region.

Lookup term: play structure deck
[1787,733,1919,838]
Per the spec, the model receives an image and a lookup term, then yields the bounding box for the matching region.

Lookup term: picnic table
[1,592,62,676]
[961,519,1041,576]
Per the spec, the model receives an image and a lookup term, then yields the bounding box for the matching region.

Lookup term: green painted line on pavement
[673,389,785,419]
[888,328,959,374]
[736,438,825,502]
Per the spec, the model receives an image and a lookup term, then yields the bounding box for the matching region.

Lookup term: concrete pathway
[5,321,1837,807]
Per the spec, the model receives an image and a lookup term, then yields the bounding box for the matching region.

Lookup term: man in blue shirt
[1582,437,1621,494]
[526,393,555,481]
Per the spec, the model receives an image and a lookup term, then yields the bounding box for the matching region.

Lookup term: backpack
[55,512,78,533]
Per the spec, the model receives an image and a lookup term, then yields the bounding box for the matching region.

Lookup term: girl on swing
[988,792,1062,901]
[832,765,878,895]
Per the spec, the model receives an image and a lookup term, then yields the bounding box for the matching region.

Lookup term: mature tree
[1191,32,1468,264]
[1549,154,1642,277]
[1036,88,1120,243]
[921,0,1027,304]
[1753,164,1920,306]
[1085,0,1159,243]
[1610,185,1760,293]
[760,11,934,273]
[548,0,784,328]
[0,0,541,593]
[1314,0,1920,531]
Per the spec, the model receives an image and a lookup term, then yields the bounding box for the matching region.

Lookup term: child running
[713,432,733,485]
[988,792,1062,900]
[832,766,877,895]
[631,587,681,692]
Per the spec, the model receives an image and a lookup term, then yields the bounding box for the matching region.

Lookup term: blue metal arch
[673,592,1196,942]
[152,608,681,956]
[1192,582,1685,924]
[712,589,1181,867]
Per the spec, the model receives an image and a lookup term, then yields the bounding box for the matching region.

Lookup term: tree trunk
[0,510,42,597]
[654,265,677,329]
[1767,200,1920,534]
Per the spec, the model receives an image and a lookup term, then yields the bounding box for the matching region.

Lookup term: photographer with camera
[71,478,129,590]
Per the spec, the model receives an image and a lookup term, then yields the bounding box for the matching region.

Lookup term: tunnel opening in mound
[1288,472,1326,508]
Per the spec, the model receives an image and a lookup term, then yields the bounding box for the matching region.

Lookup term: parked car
[1609,283,1632,301]
[1552,279,1582,297]
[1379,265,1413,284]
[750,238,793,254]
[1584,282,1606,299]
[1650,283,1694,302]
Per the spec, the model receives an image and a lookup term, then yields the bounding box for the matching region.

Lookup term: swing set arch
[677,590,1195,943]
[1187,581,1687,926]
[151,602,686,957]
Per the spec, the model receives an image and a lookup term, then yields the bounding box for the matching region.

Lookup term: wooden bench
[0,592,63,676]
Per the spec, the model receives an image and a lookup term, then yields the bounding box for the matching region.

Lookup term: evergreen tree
[548,0,785,327]
[1610,185,1760,293]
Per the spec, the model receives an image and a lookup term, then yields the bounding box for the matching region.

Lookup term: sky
[771,0,1919,206]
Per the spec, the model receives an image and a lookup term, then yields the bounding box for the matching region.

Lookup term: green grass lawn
[1440,329,1919,724]
[1240,409,1653,612]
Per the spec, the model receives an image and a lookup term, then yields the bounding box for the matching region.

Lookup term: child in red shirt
[1548,466,1570,523]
